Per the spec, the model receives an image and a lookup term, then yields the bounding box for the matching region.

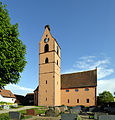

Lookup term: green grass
[0,107,47,120]
[17,108,47,119]
[22,115,33,119]
[18,108,46,115]
[10,105,24,109]
[89,115,94,119]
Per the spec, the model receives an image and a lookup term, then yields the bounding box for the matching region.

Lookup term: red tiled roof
[61,69,97,89]
[0,89,15,98]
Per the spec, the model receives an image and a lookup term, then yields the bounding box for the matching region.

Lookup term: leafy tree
[97,91,114,105]
[0,2,27,88]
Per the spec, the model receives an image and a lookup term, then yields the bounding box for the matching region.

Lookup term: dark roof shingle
[61,69,97,89]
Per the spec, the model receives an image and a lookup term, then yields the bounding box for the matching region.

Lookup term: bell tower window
[44,44,49,52]
[45,58,48,63]
[57,60,58,65]
[57,46,59,55]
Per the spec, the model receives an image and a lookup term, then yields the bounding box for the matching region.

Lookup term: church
[34,25,97,107]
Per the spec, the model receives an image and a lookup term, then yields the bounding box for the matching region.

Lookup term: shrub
[89,115,94,119]
[0,113,10,120]
[97,91,114,105]
[77,115,82,120]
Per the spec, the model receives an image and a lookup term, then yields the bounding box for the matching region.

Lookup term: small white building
[0,89,16,103]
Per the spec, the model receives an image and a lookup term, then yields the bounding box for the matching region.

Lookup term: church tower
[38,25,61,106]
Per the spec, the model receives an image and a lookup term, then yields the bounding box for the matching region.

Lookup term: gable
[39,25,61,54]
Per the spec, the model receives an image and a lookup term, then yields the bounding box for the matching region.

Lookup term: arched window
[44,44,49,52]
[57,60,58,65]
[57,46,59,55]
[45,58,48,63]
[46,80,47,84]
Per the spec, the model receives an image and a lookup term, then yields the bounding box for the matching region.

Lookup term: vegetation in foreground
[0,2,27,89]
[0,107,47,120]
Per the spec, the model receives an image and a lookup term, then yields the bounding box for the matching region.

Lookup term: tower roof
[43,25,61,49]
[45,24,50,31]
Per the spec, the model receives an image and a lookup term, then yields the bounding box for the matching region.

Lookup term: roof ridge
[61,68,97,76]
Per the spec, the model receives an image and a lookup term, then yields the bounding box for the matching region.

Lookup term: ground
[0,106,95,120]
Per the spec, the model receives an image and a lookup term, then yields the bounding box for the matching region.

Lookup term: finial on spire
[45,24,50,31]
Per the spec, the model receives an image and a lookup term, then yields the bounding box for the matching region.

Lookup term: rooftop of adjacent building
[0,89,15,98]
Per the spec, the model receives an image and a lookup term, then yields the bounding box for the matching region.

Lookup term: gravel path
[0,106,38,114]
[23,116,61,120]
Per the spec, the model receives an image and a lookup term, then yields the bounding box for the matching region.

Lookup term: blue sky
[1,0,115,96]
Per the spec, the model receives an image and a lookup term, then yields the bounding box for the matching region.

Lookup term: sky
[1,0,115,96]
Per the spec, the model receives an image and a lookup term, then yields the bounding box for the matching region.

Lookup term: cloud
[63,55,115,95]
[63,55,114,80]
[97,78,115,95]
[5,84,34,96]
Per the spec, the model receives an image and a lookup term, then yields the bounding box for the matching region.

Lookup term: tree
[97,91,114,105]
[0,2,27,88]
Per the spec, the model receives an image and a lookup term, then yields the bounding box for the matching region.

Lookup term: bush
[89,115,94,119]
[0,113,10,120]
[77,115,82,120]
[97,91,114,105]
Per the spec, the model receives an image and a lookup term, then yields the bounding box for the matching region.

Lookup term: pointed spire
[45,24,50,31]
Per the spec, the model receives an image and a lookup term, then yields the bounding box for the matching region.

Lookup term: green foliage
[0,101,17,105]
[22,115,32,119]
[18,108,47,115]
[0,113,10,120]
[97,91,114,105]
[0,2,27,88]
[89,115,94,119]
[77,115,82,120]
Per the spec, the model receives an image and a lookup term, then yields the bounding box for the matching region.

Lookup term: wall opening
[57,46,59,55]
[45,58,48,63]
[44,44,49,52]
[86,99,89,103]
[57,60,58,65]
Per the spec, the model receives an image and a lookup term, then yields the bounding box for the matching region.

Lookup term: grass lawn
[10,105,24,109]
[17,108,47,119]
[0,107,47,120]
[18,108,47,115]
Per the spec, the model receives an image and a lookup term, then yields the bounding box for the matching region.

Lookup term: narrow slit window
[57,60,58,65]
[45,58,48,63]
[57,46,59,55]
[77,99,79,103]
[86,99,89,103]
